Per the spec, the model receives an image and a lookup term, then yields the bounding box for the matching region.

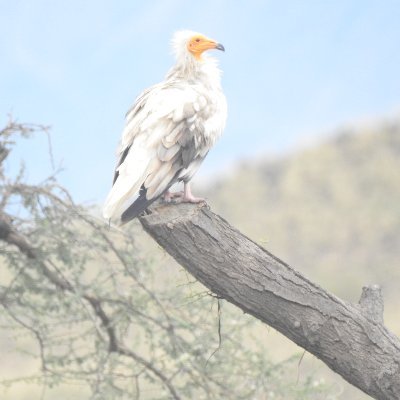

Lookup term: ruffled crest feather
[171,30,200,59]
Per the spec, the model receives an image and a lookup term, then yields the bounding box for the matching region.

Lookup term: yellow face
[187,35,225,60]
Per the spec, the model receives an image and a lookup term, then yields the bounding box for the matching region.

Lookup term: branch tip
[358,284,384,325]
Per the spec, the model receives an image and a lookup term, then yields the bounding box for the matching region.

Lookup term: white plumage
[103,30,227,224]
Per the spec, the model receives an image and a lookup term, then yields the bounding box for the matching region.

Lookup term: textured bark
[139,202,400,400]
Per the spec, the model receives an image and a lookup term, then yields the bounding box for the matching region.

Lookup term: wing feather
[157,143,181,162]
[162,121,185,148]
[144,160,172,189]
[146,163,181,199]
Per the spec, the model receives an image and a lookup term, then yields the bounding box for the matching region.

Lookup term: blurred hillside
[208,118,400,313]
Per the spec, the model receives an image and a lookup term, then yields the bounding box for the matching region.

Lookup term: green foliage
[0,120,328,399]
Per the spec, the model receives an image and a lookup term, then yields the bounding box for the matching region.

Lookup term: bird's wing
[111,84,163,185]
[103,83,212,222]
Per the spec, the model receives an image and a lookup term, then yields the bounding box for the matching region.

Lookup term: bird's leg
[164,183,205,204]
[182,182,206,203]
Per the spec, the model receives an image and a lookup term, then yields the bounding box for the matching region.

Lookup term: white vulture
[103,30,227,224]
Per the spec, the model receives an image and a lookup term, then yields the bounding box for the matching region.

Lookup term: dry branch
[139,202,400,400]
[0,211,181,400]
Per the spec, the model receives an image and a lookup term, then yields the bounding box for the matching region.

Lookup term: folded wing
[103,84,211,224]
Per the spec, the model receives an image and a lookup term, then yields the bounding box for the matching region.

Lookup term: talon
[164,190,187,204]
[182,195,206,204]
[163,191,173,203]
[170,191,184,199]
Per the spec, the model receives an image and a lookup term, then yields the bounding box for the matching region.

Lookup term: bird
[103,30,227,225]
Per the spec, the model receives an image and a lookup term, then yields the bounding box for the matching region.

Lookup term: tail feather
[102,176,144,220]
[103,147,150,220]
[120,186,157,224]
[120,171,181,224]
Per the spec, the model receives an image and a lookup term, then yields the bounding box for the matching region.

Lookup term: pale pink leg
[182,182,206,203]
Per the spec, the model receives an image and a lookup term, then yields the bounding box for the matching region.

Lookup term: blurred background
[1,1,400,399]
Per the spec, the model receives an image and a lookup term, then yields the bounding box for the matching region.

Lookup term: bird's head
[172,30,225,61]
[187,34,225,60]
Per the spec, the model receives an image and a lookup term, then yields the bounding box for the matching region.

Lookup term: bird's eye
[195,38,201,42]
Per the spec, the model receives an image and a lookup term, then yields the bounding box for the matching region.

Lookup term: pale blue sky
[1,0,399,203]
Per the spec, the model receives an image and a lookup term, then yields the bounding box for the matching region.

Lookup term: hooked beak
[215,43,225,52]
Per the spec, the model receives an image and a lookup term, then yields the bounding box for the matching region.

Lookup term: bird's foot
[162,192,171,203]
[181,182,206,204]
[170,191,184,199]
[164,190,206,204]
[181,193,206,204]
[163,190,176,203]
[163,191,184,203]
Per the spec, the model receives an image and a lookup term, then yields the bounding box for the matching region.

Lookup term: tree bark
[139,202,400,400]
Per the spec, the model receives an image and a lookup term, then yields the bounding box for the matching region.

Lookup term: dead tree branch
[139,202,400,400]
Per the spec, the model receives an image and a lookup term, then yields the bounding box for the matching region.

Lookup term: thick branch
[139,203,400,400]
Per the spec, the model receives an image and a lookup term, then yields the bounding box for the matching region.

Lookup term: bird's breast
[196,89,227,148]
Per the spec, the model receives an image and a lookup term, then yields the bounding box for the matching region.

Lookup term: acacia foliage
[0,121,327,399]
